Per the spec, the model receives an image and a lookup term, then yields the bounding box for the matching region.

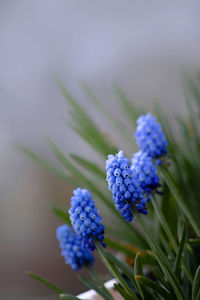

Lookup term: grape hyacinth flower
[106,151,147,222]
[135,113,168,160]
[56,224,94,270]
[131,151,160,196]
[69,188,105,251]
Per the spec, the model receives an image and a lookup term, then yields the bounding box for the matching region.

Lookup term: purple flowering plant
[23,77,200,299]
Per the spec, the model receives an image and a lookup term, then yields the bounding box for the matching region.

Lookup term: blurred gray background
[1,1,200,299]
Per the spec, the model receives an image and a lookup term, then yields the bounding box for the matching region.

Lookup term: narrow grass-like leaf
[152,267,171,291]
[51,206,71,224]
[113,84,143,127]
[160,168,200,237]
[174,223,186,277]
[114,283,135,300]
[19,146,78,186]
[105,225,147,250]
[134,253,144,300]
[59,294,81,300]
[189,239,200,247]
[135,275,171,299]
[105,237,156,265]
[134,252,143,276]
[135,212,185,300]
[104,252,135,284]
[26,271,63,294]
[55,78,116,157]
[134,277,156,300]
[192,266,200,300]
[82,83,133,145]
[70,154,105,180]
[96,243,138,300]
[151,195,177,251]
[79,277,113,300]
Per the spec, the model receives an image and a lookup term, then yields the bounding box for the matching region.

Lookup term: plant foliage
[23,74,200,299]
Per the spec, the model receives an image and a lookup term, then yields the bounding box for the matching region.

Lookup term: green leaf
[152,267,171,291]
[151,195,177,252]
[105,224,147,250]
[134,278,155,300]
[174,223,186,277]
[18,146,79,186]
[26,271,63,294]
[55,78,116,157]
[114,283,135,300]
[113,84,143,127]
[135,276,171,299]
[135,212,185,300]
[104,252,135,282]
[59,294,81,300]
[96,243,138,300]
[189,239,200,247]
[51,206,71,224]
[192,266,200,300]
[79,276,113,300]
[70,154,105,180]
[82,83,133,145]
[160,167,200,237]
[105,237,137,257]
[134,252,145,300]
[134,252,143,276]
[105,237,156,265]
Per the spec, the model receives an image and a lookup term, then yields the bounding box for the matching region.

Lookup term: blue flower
[131,151,160,195]
[135,113,167,158]
[106,151,148,221]
[69,188,105,251]
[56,224,94,270]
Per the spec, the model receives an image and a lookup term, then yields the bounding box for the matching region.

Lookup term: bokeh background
[1,1,200,299]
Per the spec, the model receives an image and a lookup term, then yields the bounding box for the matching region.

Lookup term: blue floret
[56,224,94,270]
[69,188,105,251]
[131,151,160,195]
[106,151,148,221]
[135,113,167,158]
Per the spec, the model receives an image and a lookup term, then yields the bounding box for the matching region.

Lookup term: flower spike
[69,188,105,251]
[106,151,147,222]
[135,113,168,159]
[131,151,161,196]
[56,224,94,270]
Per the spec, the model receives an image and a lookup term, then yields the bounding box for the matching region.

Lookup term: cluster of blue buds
[131,151,160,195]
[106,151,148,222]
[135,113,167,160]
[69,188,105,251]
[56,224,94,270]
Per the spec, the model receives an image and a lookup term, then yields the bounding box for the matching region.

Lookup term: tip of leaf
[135,275,142,280]
[137,252,141,256]
[26,271,32,276]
